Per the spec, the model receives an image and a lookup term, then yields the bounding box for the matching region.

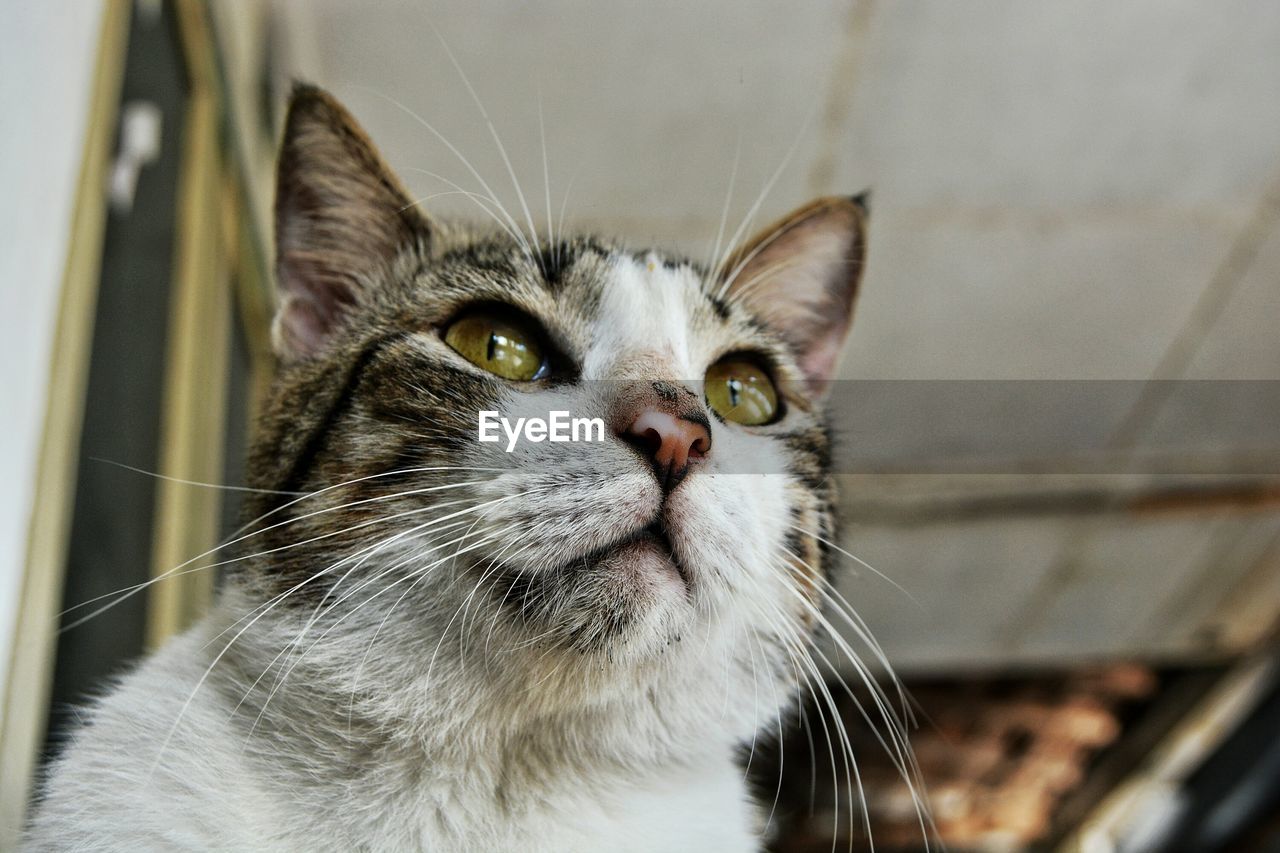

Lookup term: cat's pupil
[486,332,498,361]
[728,379,741,409]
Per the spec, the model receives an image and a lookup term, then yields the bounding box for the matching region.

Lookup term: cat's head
[240,85,866,741]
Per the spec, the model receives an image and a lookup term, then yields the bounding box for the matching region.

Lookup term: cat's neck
[206,583,750,786]
[196,588,757,848]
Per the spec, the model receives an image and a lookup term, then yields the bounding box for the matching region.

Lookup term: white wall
[0,3,106,707]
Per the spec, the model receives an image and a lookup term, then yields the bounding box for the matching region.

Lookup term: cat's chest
[384,757,761,853]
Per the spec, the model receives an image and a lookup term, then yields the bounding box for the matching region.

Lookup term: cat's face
[241,86,865,735]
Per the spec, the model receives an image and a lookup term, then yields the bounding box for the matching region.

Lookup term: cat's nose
[623,408,711,491]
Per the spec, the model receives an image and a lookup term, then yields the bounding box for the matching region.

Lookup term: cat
[26,83,877,852]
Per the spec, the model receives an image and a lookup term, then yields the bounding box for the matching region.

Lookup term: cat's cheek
[666,467,793,597]
[472,460,659,573]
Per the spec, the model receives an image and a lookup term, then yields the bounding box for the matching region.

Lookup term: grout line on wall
[806,0,877,197]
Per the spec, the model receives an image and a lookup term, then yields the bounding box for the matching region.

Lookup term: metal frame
[0,0,274,838]
[0,2,131,843]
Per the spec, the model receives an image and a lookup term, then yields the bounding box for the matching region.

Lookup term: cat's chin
[604,523,689,590]
[559,521,691,616]
[482,517,695,658]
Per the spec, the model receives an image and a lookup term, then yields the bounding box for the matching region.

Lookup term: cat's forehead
[581,251,728,379]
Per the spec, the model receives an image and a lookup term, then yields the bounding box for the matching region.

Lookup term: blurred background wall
[3,2,1279,850]
[0,2,108,719]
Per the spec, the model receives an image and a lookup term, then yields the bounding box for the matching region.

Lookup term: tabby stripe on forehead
[537,241,574,288]
[705,291,732,320]
[536,238,620,293]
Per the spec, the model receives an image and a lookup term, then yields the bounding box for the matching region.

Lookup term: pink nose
[624,409,712,490]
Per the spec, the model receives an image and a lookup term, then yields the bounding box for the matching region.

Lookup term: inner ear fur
[273,83,431,362]
[720,195,868,395]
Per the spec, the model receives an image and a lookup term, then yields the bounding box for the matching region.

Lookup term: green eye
[444,313,545,381]
[705,359,779,425]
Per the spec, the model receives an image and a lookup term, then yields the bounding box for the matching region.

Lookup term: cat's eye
[704,358,779,425]
[444,312,546,381]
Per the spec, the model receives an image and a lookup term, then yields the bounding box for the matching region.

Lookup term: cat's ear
[721,195,868,396]
[273,84,430,362]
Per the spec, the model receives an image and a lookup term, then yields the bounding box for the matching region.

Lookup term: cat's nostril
[632,425,665,457]
[623,409,712,490]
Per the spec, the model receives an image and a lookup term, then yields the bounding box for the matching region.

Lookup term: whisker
[400,168,531,248]
[477,519,558,657]
[150,489,537,771]
[738,564,864,850]
[714,99,820,289]
[258,487,552,678]
[60,466,502,621]
[766,599,864,851]
[344,520,497,722]
[63,478,490,631]
[556,169,579,267]
[429,24,542,266]
[537,87,555,251]
[773,555,935,847]
[364,88,534,260]
[88,457,302,495]
[204,496,481,648]
[244,526,512,741]
[790,522,922,610]
[704,132,742,274]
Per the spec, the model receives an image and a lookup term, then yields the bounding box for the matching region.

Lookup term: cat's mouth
[483,511,693,626]
[632,520,689,583]
[584,517,690,588]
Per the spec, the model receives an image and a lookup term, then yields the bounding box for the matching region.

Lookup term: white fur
[28,618,763,852]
